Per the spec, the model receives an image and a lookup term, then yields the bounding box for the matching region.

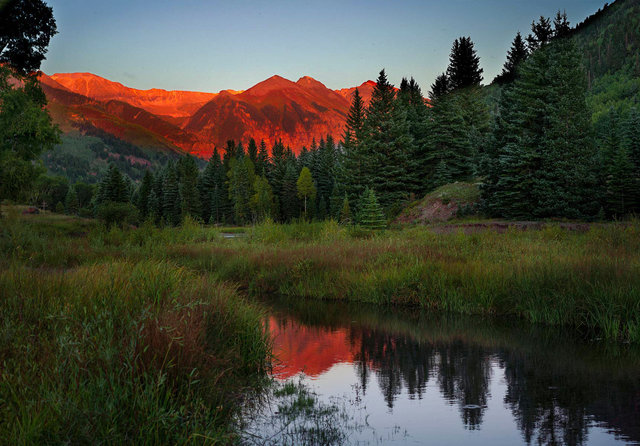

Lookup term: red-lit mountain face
[40,72,377,158]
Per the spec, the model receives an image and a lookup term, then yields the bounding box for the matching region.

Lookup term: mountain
[41,72,368,158]
[184,75,351,155]
[49,72,218,119]
[336,80,381,105]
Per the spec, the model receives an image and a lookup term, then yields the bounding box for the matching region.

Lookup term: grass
[0,208,270,444]
[1,206,639,441]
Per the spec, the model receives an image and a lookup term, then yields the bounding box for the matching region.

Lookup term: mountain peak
[296,76,327,90]
[243,75,298,96]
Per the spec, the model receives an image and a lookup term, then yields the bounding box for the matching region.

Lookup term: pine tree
[64,186,79,215]
[177,155,201,218]
[494,32,529,84]
[357,188,386,229]
[296,166,316,219]
[137,170,154,220]
[446,37,483,91]
[148,188,160,224]
[227,155,255,224]
[280,162,300,222]
[553,10,571,38]
[163,163,182,226]
[429,73,450,102]
[256,139,269,176]
[483,38,596,219]
[102,164,129,203]
[247,138,258,166]
[341,88,368,207]
[359,69,413,212]
[199,149,220,222]
[527,16,553,51]
[623,108,640,212]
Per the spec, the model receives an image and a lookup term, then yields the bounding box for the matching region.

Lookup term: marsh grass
[0,211,270,444]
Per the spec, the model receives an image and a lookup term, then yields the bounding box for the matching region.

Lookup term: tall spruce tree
[623,108,640,212]
[494,32,529,84]
[163,163,182,226]
[137,170,154,220]
[359,69,414,212]
[357,188,386,229]
[280,161,300,221]
[429,73,450,102]
[177,155,201,218]
[527,16,553,51]
[446,37,483,91]
[341,88,368,207]
[483,37,596,219]
[227,155,255,224]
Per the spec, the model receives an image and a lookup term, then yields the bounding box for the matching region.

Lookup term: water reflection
[264,298,640,445]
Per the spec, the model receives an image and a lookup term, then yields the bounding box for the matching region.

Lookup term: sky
[41,0,606,93]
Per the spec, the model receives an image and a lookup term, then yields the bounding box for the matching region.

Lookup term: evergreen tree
[163,163,182,226]
[296,166,316,218]
[553,10,571,38]
[623,108,640,212]
[446,37,483,91]
[527,16,553,51]
[429,73,450,102]
[341,88,368,207]
[227,155,255,224]
[256,139,269,176]
[483,38,596,219]
[199,149,220,222]
[177,155,201,218]
[99,164,129,204]
[64,186,79,215]
[494,32,529,84]
[357,188,387,229]
[137,170,154,220]
[280,162,300,222]
[359,69,413,212]
[247,138,258,166]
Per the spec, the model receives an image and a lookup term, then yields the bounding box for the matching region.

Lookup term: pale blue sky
[41,0,606,93]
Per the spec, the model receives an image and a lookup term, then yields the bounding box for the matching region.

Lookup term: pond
[241,297,640,445]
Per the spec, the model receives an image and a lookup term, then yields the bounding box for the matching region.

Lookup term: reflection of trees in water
[353,330,435,408]
[436,342,492,430]
[265,298,640,444]
[349,325,640,444]
[353,330,492,429]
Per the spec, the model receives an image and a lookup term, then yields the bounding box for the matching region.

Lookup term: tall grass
[0,211,270,444]
[169,219,640,343]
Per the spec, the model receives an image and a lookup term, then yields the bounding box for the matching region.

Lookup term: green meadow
[2,207,640,443]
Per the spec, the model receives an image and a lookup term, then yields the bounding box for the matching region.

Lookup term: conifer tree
[280,162,300,221]
[177,155,201,218]
[341,88,368,206]
[64,186,79,215]
[359,69,413,212]
[446,37,483,91]
[553,10,571,38]
[357,188,386,229]
[483,38,596,219]
[256,139,269,175]
[148,188,160,224]
[494,32,529,84]
[227,155,255,224]
[429,73,450,102]
[247,138,258,166]
[137,170,154,220]
[527,16,553,51]
[163,163,182,226]
[623,108,640,212]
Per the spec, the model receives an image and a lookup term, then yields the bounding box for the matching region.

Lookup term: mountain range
[40,72,382,158]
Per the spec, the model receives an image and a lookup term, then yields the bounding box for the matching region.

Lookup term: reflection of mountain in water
[266,298,640,445]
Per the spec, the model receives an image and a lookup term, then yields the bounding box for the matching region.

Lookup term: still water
[246,298,640,445]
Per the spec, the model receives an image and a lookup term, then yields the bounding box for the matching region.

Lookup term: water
[244,297,640,445]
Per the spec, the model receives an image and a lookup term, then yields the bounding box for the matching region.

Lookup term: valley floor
[1,206,639,442]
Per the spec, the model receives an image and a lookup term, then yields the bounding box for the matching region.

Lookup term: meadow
[1,207,639,443]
